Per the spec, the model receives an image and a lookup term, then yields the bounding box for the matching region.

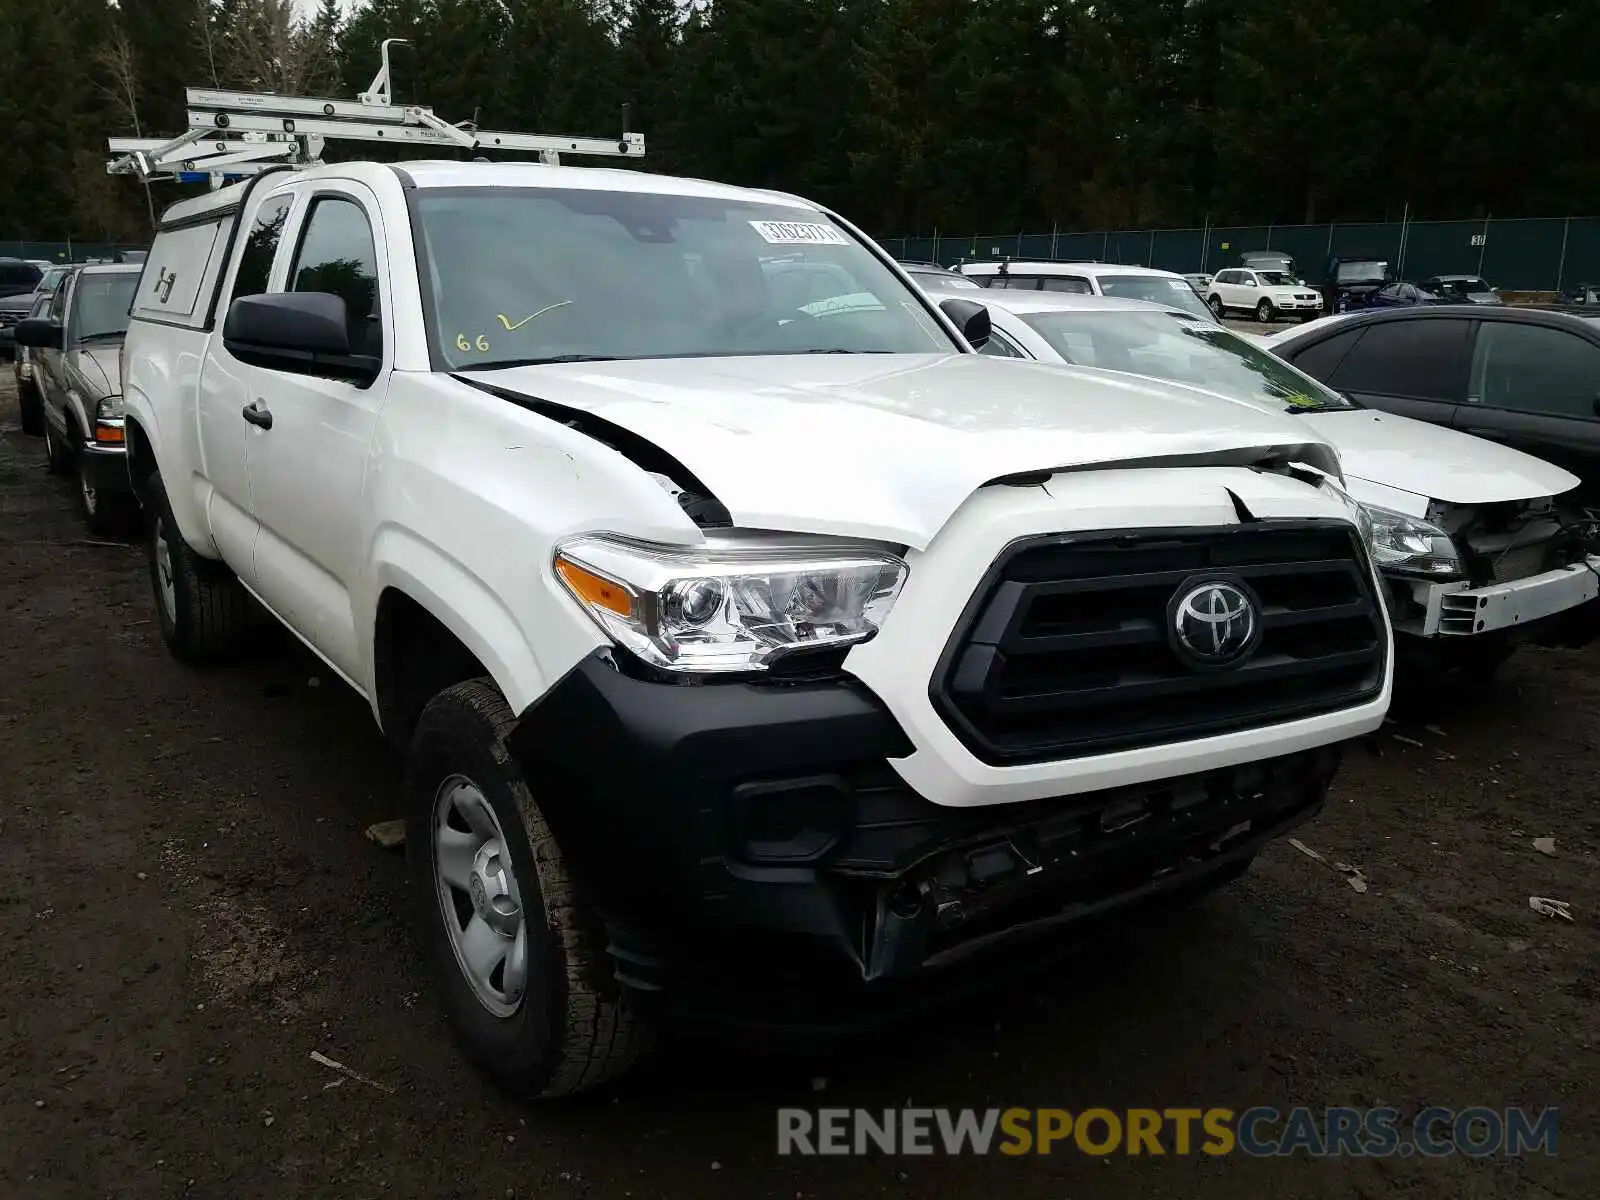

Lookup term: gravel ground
[1,374,1596,1199]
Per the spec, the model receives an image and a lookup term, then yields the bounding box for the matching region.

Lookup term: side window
[1041,276,1092,294]
[230,195,294,305]
[1285,328,1363,382]
[979,329,1026,358]
[1469,323,1600,418]
[287,196,382,359]
[48,277,70,322]
[1328,319,1468,400]
[1004,275,1044,291]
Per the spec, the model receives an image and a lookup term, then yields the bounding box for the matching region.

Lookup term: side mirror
[13,317,64,350]
[223,292,378,384]
[1592,396,1600,419]
[940,297,991,349]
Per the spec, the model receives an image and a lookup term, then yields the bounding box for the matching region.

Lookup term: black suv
[1266,305,1600,502]
[0,258,41,299]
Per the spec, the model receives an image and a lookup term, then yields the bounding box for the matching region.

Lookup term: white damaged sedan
[950,289,1600,682]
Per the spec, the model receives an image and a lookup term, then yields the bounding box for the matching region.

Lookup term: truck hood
[1300,408,1578,507]
[67,344,120,400]
[465,353,1342,548]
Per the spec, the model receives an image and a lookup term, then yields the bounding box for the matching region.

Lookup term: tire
[407,679,649,1099]
[1255,299,1275,324]
[77,451,138,538]
[17,385,43,436]
[145,468,252,662]
[1208,295,1225,318]
[43,417,73,474]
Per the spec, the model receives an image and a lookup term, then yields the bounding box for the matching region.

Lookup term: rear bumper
[507,650,1344,1028]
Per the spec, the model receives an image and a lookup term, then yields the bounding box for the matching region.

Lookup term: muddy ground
[0,376,1595,1199]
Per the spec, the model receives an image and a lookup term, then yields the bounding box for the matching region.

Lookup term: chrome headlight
[96,394,125,422]
[554,535,907,673]
[1363,504,1461,577]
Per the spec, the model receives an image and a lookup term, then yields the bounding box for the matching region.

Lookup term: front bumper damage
[1388,557,1600,648]
[506,649,1342,1031]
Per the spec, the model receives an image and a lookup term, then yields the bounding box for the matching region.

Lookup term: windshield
[1018,309,1355,413]
[1440,278,1491,294]
[1256,271,1301,286]
[411,188,953,369]
[39,267,70,293]
[70,273,138,341]
[1336,260,1391,283]
[1094,275,1215,320]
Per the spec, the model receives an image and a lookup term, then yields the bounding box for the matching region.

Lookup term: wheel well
[373,589,491,752]
[125,417,156,506]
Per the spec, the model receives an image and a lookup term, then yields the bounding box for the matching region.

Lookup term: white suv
[956,261,1218,322]
[1208,269,1324,323]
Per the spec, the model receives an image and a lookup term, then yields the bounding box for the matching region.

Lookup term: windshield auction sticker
[749,220,849,246]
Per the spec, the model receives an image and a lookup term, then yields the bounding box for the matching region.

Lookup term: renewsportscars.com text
[777,1106,1558,1158]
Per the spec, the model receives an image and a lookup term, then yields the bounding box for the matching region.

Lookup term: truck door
[198,191,298,577]
[241,184,392,679]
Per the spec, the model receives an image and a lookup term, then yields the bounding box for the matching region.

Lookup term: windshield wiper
[454,354,622,371]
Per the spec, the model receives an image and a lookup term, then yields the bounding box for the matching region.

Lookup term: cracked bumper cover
[505,650,1343,1024]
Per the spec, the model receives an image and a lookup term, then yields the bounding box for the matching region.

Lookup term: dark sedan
[1366,282,1446,308]
[1262,305,1600,503]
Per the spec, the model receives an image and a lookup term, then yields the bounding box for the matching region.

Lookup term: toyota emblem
[1169,578,1261,668]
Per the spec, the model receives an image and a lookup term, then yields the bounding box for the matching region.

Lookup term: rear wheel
[145,468,252,662]
[1255,299,1275,324]
[1208,295,1225,318]
[407,679,650,1098]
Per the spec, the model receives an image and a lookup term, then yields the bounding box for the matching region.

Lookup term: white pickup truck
[121,159,1392,1097]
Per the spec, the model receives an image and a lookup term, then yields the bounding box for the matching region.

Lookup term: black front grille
[932,521,1387,765]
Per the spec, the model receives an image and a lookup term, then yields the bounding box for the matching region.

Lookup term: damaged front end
[1383,497,1600,649]
[505,647,1341,1033]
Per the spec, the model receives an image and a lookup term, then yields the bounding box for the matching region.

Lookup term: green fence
[884,217,1600,292]
[0,240,147,263]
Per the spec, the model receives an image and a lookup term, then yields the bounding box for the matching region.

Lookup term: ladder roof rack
[107,39,644,188]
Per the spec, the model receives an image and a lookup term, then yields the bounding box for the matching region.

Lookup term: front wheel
[78,453,138,537]
[407,679,650,1099]
[1255,299,1275,324]
[17,382,43,436]
[42,418,73,474]
[1208,295,1225,318]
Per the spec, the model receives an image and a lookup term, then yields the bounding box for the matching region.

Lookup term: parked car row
[8,157,1595,1105]
[9,261,142,533]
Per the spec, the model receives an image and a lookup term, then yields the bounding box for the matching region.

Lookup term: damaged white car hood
[468,353,1342,547]
[1299,408,1579,511]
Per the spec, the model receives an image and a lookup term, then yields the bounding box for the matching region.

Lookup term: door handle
[241,400,273,430]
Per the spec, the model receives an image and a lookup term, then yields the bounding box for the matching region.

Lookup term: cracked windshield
[1020,309,1356,412]
[413,189,952,369]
